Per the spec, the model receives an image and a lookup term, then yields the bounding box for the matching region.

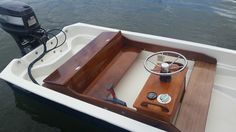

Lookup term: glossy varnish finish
[133,68,187,122]
[43,31,217,132]
[175,61,216,132]
[43,31,180,132]
[69,32,125,93]
[61,91,180,132]
[44,32,122,86]
[84,45,141,98]
[125,39,217,64]
[44,32,124,93]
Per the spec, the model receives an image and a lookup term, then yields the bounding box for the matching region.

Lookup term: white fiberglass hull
[1,23,236,132]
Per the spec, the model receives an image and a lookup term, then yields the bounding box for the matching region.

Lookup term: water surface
[0,0,236,131]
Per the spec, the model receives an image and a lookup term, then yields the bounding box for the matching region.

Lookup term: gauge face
[147,92,157,100]
[157,94,171,104]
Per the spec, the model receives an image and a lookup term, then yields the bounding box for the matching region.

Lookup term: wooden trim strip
[175,61,216,132]
[68,89,181,132]
[125,38,217,64]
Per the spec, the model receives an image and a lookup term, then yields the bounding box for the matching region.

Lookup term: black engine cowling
[0,1,43,55]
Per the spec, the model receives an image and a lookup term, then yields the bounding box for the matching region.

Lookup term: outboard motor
[0,1,66,85]
[0,1,45,55]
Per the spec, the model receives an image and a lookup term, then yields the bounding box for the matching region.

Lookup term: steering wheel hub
[161,63,170,73]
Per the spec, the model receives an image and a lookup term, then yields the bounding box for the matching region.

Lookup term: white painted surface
[206,89,236,132]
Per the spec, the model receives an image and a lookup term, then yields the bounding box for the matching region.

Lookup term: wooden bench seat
[175,61,216,132]
[43,31,141,99]
[84,45,141,98]
[43,32,121,86]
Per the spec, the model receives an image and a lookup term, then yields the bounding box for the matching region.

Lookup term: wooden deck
[175,61,216,132]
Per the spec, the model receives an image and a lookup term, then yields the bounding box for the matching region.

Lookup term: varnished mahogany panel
[133,68,188,122]
[42,31,217,132]
[69,32,125,93]
[125,39,217,64]
[58,89,180,132]
[84,45,141,98]
[44,31,121,86]
[176,61,216,132]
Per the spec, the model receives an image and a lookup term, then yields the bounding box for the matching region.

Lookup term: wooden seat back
[43,32,125,93]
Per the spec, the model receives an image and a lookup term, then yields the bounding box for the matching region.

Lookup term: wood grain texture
[44,31,121,86]
[67,90,181,132]
[69,32,125,93]
[84,45,141,98]
[125,39,217,64]
[175,61,216,132]
[42,31,218,132]
[42,31,180,131]
[133,68,187,122]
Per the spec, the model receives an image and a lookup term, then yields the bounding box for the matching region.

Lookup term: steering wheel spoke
[157,54,165,63]
[151,66,161,72]
[170,55,180,66]
[169,64,183,72]
[147,59,161,67]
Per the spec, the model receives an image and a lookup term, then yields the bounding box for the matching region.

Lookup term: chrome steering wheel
[144,51,188,76]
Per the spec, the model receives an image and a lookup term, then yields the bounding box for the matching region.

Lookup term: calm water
[0,0,236,131]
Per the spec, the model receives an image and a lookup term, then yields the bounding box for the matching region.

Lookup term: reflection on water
[24,0,236,50]
[212,0,236,19]
[0,0,236,131]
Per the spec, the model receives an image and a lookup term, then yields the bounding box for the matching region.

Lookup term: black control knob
[146,92,157,100]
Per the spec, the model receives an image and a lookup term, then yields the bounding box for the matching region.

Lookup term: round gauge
[146,92,157,100]
[157,94,171,104]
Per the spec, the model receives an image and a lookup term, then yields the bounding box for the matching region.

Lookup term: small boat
[0,1,236,132]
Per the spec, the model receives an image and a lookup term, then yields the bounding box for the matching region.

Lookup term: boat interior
[29,31,217,132]
[0,1,236,131]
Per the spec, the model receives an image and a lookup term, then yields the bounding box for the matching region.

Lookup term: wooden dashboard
[133,68,187,122]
